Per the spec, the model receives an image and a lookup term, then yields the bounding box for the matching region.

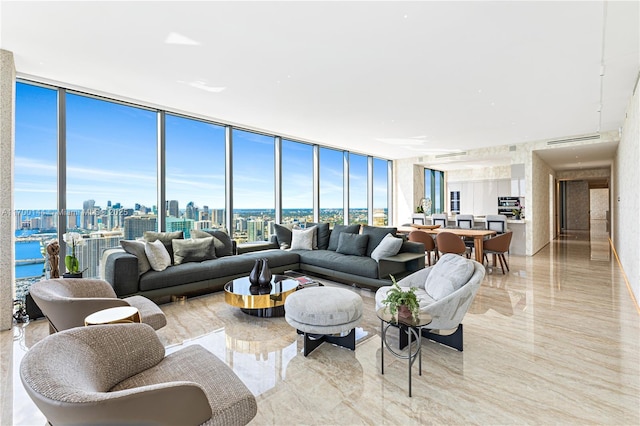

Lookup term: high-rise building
[30,217,41,229]
[168,200,179,218]
[166,217,194,238]
[74,232,122,278]
[41,213,56,230]
[212,209,224,227]
[185,201,197,220]
[194,220,212,230]
[67,211,79,229]
[200,205,210,221]
[247,219,265,242]
[15,211,22,230]
[123,214,157,240]
[82,199,97,230]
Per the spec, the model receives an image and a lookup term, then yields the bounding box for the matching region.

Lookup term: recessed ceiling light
[178,80,226,93]
[165,32,201,46]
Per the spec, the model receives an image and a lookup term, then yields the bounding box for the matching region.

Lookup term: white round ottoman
[284,286,363,357]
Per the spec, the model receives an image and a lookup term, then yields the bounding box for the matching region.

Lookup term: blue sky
[15,82,386,212]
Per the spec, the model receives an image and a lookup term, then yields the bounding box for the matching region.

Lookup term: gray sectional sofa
[102,225,425,299]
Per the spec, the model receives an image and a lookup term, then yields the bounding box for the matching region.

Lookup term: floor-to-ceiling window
[232,129,275,242]
[281,139,313,225]
[165,115,226,236]
[348,153,368,225]
[373,158,389,226]
[319,147,344,227]
[14,83,58,299]
[66,93,157,278]
[424,167,445,215]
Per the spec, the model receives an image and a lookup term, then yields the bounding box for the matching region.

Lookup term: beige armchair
[28,278,166,332]
[375,253,485,351]
[20,323,258,426]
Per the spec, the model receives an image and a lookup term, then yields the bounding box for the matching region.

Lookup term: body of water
[15,239,45,279]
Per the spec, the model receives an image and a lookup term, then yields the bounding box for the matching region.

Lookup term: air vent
[434,151,467,159]
[547,134,600,145]
[509,145,516,151]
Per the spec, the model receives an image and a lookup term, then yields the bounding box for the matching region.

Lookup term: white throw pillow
[290,227,315,250]
[371,233,403,262]
[144,239,171,271]
[425,253,475,300]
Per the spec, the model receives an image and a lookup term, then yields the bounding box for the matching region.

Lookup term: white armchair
[375,253,485,351]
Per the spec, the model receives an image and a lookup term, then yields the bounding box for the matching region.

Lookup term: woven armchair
[28,278,166,332]
[20,323,258,426]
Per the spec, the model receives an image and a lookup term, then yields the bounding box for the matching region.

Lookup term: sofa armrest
[400,240,424,254]
[102,250,140,297]
[237,241,279,254]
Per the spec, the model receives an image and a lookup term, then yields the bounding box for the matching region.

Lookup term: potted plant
[381,276,420,320]
[62,232,86,278]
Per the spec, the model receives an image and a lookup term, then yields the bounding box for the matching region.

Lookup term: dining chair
[408,230,439,266]
[485,214,508,234]
[432,213,449,228]
[435,232,471,258]
[482,231,513,274]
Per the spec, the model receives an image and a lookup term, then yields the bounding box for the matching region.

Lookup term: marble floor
[2,223,639,425]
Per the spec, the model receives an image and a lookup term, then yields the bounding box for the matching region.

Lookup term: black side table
[377,308,432,397]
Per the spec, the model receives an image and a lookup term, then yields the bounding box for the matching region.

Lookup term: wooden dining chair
[435,232,470,258]
[482,231,513,274]
[408,230,439,266]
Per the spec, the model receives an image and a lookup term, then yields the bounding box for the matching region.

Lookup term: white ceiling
[1,1,638,165]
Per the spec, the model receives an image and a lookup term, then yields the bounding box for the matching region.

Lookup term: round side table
[84,306,141,326]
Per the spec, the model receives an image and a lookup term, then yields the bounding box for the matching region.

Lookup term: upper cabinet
[498,179,511,197]
[510,163,525,196]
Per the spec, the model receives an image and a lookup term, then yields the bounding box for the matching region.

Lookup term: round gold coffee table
[84,306,141,326]
[224,275,298,317]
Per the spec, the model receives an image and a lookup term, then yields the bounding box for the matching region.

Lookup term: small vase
[398,305,412,320]
[249,259,261,285]
[258,258,272,287]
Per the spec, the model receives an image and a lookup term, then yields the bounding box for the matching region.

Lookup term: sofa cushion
[295,250,379,279]
[305,222,330,250]
[336,233,369,256]
[144,240,172,272]
[291,227,315,250]
[189,229,234,257]
[172,237,217,265]
[190,229,224,250]
[120,240,151,275]
[327,224,361,251]
[273,223,296,249]
[370,233,403,262]
[143,231,183,264]
[362,225,398,257]
[425,253,475,300]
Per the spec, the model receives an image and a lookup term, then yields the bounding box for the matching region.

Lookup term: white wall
[613,79,640,305]
[530,152,555,254]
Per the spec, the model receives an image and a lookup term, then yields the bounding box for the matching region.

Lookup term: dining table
[421,228,496,263]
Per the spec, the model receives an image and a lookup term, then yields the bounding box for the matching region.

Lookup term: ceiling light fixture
[165,32,201,46]
[178,80,226,93]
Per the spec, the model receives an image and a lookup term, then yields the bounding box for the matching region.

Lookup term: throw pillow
[336,233,369,256]
[143,231,183,264]
[425,253,475,300]
[370,233,403,262]
[189,229,234,257]
[290,227,315,250]
[306,222,330,250]
[172,237,217,265]
[274,223,296,249]
[190,229,224,250]
[144,239,171,272]
[362,225,398,257]
[120,240,151,275]
[327,224,361,251]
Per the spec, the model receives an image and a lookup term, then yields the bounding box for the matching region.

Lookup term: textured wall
[0,50,15,331]
[566,180,590,230]
[614,79,640,305]
[589,188,609,220]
